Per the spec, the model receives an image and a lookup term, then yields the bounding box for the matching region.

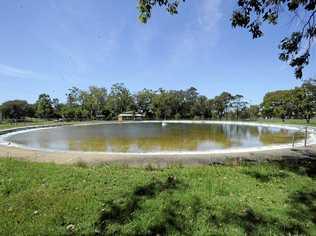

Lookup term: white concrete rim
[0,120,315,156]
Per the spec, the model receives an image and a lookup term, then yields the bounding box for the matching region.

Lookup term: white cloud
[184,0,223,48]
[198,0,222,33]
[167,0,223,65]
[0,64,50,81]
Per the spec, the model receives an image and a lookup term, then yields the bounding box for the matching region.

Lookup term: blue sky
[0,0,315,104]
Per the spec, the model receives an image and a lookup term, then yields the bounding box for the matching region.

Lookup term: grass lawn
[0,120,59,131]
[256,118,316,127]
[0,159,315,235]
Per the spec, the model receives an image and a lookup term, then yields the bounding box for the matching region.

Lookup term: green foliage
[35,94,54,119]
[231,94,248,120]
[231,0,316,79]
[61,86,109,120]
[106,83,135,119]
[2,80,316,122]
[213,92,234,120]
[138,0,185,23]
[135,89,155,119]
[0,100,33,120]
[261,80,316,122]
[80,86,108,119]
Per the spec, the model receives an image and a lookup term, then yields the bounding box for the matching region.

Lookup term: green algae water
[5,122,304,153]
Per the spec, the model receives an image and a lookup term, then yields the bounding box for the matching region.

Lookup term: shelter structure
[118,111,144,121]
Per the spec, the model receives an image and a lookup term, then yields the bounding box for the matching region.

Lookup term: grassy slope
[0,159,315,235]
[0,120,59,130]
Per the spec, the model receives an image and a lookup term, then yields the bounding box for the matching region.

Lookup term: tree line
[262,80,316,122]
[1,80,315,122]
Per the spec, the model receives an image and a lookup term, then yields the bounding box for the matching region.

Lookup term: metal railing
[292,126,310,148]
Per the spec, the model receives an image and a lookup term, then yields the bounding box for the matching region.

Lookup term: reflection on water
[6,123,303,153]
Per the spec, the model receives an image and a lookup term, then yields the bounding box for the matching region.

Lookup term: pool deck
[0,143,316,167]
[1,121,316,167]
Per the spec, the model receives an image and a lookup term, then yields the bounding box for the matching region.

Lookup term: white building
[118,111,144,121]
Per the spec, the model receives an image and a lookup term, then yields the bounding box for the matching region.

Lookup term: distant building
[96,114,105,120]
[118,111,144,121]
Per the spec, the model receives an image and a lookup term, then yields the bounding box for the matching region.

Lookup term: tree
[231,94,248,120]
[184,87,199,118]
[66,87,81,106]
[35,94,54,119]
[261,90,293,120]
[213,92,234,120]
[301,79,316,122]
[63,87,83,120]
[88,86,108,118]
[293,81,316,123]
[152,89,173,119]
[248,105,260,120]
[138,0,182,23]
[191,95,209,119]
[52,98,62,118]
[138,0,316,79]
[0,100,31,121]
[231,1,316,79]
[168,90,186,119]
[107,83,135,118]
[80,86,108,119]
[260,80,316,122]
[136,89,155,119]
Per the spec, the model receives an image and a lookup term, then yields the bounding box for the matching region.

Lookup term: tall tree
[213,92,234,120]
[66,87,81,106]
[152,89,174,120]
[0,100,31,121]
[80,86,108,119]
[231,95,248,120]
[35,94,54,119]
[52,98,62,118]
[184,87,199,118]
[63,87,83,120]
[191,95,209,119]
[294,80,316,123]
[107,83,135,118]
[248,105,260,120]
[136,89,155,118]
[261,90,293,120]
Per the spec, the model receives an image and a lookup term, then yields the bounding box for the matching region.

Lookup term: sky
[0,0,315,105]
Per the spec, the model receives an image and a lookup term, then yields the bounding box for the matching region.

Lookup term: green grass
[0,159,315,235]
[0,120,59,130]
[0,120,90,131]
[255,118,316,127]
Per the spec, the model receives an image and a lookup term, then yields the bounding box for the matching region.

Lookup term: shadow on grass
[243,169,289,182]
[275,149,316,178]
[93,178,315,235]
[288,190,316,225]
[93,153,316,235]
[208,206,309,236]
[94,176,185,235]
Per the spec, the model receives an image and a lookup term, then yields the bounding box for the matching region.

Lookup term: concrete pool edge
[0,120,316,166]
